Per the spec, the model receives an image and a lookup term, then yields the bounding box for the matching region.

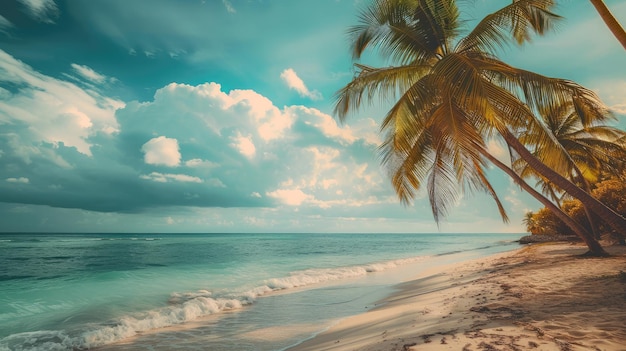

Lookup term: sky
[0,0,624,234]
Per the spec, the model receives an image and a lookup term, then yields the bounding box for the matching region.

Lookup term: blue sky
[0,0,624,233]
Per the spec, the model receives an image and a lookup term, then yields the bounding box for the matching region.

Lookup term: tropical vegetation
[335,0,626,256]
[513,100,626,239]
[524,171,626,244]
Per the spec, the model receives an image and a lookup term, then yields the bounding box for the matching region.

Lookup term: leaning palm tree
[518,102,626,191]
[514,101,626,238]
[334,0,625,254]
[588,0,626,50]
[481,144,608,254]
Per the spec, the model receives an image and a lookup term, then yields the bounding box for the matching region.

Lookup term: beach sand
[289,243,626,351]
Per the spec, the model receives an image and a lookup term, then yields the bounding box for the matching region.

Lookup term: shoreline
[288,243,626,351]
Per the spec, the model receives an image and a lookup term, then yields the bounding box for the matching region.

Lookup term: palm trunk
[572,168,602,240]
[501,129,626,237]
[589,0,626,50]
[583,205,601,239]
[479,147,607,256]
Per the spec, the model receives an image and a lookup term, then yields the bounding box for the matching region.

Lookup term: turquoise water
[0,233,520,350]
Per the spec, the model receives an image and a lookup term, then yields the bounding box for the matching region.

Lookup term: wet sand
[289,243,626,351]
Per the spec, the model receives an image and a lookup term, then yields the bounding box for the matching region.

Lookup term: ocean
[0,233,520,351]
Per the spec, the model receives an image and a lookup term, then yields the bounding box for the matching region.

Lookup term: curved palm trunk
[572,169,602,240]
[502,129,626,237]
[583,205,601,239]
[479,148,607,256]
[589,0,626,50]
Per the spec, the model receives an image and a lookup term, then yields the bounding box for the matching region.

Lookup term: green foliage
[525,171,626,240]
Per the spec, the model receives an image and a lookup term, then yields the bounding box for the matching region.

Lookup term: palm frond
[470,158,510,223]
[349,0,460,64]
[334,64,430,122]
[482,59,608,125]
[382,127,434,204]
[411,0,461,56]
[457,0,560,53]
[427,143,460,224]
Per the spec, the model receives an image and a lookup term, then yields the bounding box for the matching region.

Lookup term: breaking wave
[0,254,430,351]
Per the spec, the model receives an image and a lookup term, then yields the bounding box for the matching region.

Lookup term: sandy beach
[290,243,626,351]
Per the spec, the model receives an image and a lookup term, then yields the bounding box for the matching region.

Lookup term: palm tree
[589,0,626,50]
[334,0,625,254]
[523,211,537,233]
[514,101,626,238]
[478,145,607,254]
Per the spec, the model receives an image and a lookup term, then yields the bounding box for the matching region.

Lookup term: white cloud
[266,188,314,206]
[230,133,256,159]
[142,82,292,142]
[70,63,107,84]
[1,76,400,221]
[6,177,29,184]
[121,82,391,211]
[141,136,181,167]
[280,68,322,100]
[305,146,341,188]
[230,90,293,141]
[222,0,236,13]
[17,0,59,23]
[0,50,123,156]
[350,118,382,145]
[140,172,203,183]
[293,106,356,143]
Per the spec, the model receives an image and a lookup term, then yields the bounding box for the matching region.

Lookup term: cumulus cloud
[17,0,59,23]
[294,106,356,144]
[1,72,394,216]
[266,188,314,206]
[141,136,181,167]
[115,82,388,210]
[280,68,322,100]
[230,133,256,159]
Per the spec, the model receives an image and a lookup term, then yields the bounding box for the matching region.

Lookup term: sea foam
[0,254,429,351]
